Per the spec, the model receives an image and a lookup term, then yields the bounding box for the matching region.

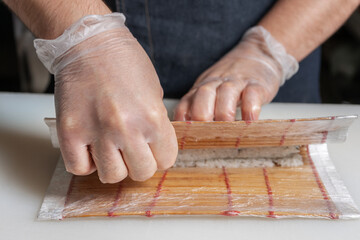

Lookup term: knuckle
[58,117,80,139]
[100,112,128,130]
[197,85,215,95]
[220,81,235,89]
[218,82,240,96]
[145,107,168,128]
[146,108,161,122]
[99,113,131,132]
[57,120,83,147]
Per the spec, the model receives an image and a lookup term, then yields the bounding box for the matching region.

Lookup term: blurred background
[0,5,359,103]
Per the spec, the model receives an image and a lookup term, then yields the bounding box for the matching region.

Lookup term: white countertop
[0,92,359,240]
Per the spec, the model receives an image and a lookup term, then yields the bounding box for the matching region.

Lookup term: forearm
[3,0,111,39]
[259,0,359,61]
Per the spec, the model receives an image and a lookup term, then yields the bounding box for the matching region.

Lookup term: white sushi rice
[173,146,303,168]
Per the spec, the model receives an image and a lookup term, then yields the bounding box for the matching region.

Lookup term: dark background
[0,4,20,92]
[0,5,359,103]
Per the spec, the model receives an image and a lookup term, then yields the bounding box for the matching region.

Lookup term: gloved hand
[174,26,299,121]
[34,13,178,183]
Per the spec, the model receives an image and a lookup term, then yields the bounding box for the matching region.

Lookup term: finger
[121,135,157,182]
[189,79,222,121]
[240,84,266,121]
[214,80,246,121]
[174,94,193,121]
[149,120,178,170]
[57,122,96,176]
[90,139,128,184]
[60,143,97,175]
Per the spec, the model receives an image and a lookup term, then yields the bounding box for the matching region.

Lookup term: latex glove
[34,13,178,183]
[174,26,299,121]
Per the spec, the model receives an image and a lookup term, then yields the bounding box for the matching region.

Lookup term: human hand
[174,26,298,121]
[35,13,178,183]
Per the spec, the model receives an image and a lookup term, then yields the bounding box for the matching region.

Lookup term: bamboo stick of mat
[45,115,357,149]
[61,146,339,219]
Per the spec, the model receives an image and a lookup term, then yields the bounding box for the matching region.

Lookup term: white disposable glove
[174,26,299,121]
[35,13,178,183]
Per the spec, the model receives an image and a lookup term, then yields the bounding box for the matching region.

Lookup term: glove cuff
[243,26,299,85]
[34,13,126,74]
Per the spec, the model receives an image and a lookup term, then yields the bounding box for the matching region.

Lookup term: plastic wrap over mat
[45,115,357,149]
[38,144,360,220]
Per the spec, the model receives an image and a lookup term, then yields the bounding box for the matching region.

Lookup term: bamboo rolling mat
[39,145,359,220]
[44,115,357,149]
[38,115,359,220]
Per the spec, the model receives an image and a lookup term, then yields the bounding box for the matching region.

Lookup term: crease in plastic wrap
[39,115,360,220]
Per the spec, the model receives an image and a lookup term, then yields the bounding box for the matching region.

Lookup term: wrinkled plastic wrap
[34,13,126,74]
[39,116,360,220]
[45,115,357,149]
[243,26,299,85]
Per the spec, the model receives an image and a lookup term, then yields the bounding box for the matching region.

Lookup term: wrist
[3,0,112,40]
[34,13,127,74]
[42,7,112,40]
[241,26,299,85]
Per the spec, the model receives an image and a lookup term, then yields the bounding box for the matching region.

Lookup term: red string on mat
[263,168,276,218]
[306,146,338,219]
[235,121,252,148]
[280,119,296,146]
[179,121,192,150]
[107,183,122,217]
[222,167,240,216]
[145,170,168,217]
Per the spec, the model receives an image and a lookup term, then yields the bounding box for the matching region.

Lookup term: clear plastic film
[39,116,360,220]
[45,115,357,149]
[173,25,299,122]
[34,13,126,74]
